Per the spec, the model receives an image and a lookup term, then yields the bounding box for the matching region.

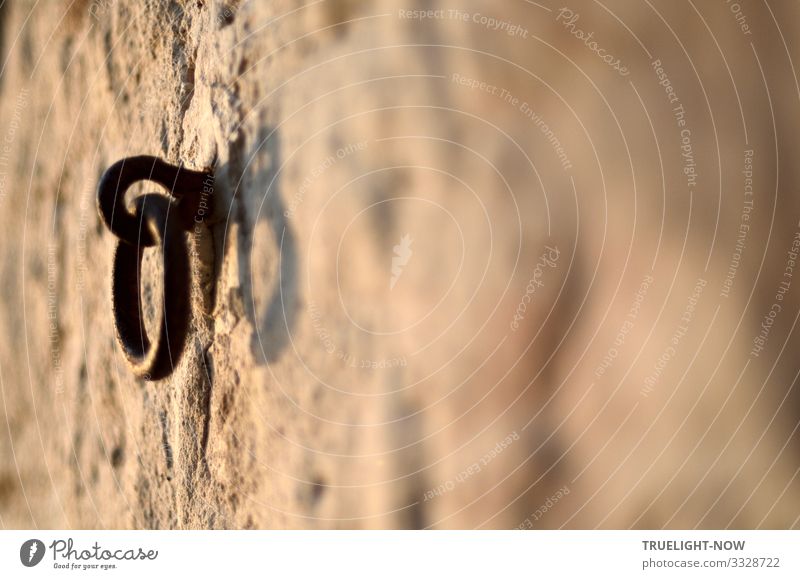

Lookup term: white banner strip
[1,531,798,577]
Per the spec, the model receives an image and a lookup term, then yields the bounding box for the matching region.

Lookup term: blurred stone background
[0,0,799,529]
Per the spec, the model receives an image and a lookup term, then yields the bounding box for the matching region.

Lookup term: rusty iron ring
[97,156,214,380]
[111,194,191,380]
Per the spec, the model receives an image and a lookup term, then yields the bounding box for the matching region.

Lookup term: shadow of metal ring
[112,193,191,380]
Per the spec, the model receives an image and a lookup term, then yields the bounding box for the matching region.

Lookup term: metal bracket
[97,156,215,380]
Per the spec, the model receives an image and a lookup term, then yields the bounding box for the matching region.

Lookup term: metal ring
[97,155,212,247]
[111,193,191,380]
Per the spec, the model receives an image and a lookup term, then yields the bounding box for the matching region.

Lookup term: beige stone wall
[1,0,799,529]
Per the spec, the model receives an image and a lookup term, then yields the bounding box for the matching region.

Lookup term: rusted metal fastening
[97,156,214,380]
